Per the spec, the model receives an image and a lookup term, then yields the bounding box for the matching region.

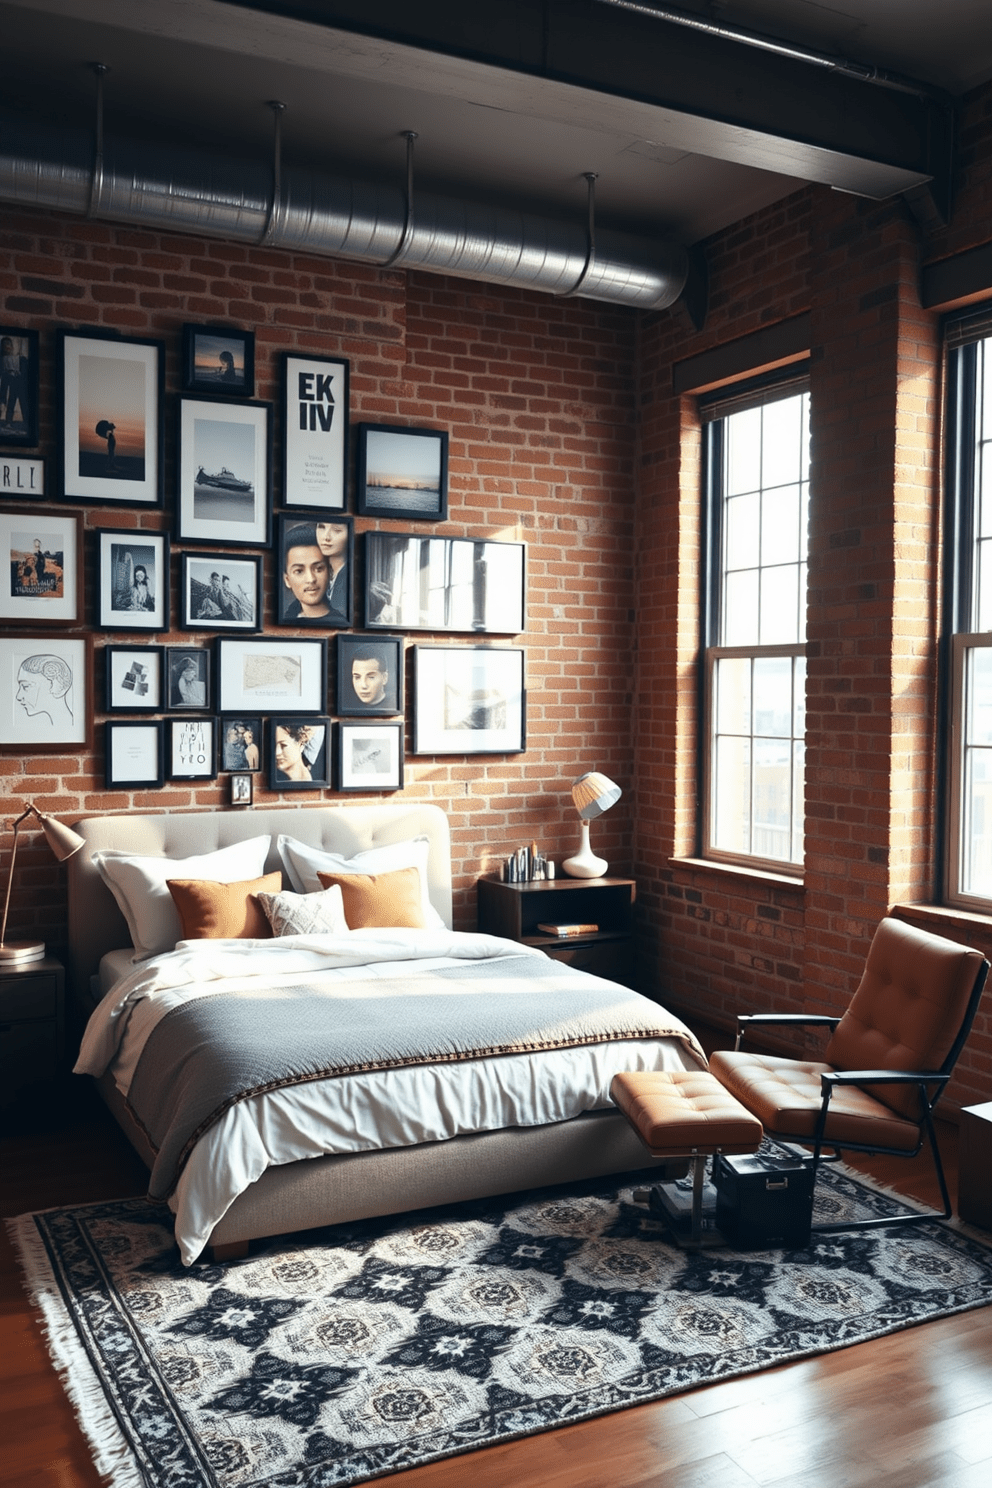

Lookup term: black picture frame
[275,512,353,628]
[166,647,211,711]
[57,328,164,506]
[335,632,404,716]
[282,353,349,510]
[104,644,165,713]
[269,715,331,790]
[230,772,254,806]
[336,720,405,791]
[180,552,262,631]
[168,716,218,780]
[177,396,272,547]
[0,327,40,448]
[219,715,262,771]
[182,324,255,397]
[105,720,165,788]
[413,645,526,754]
[95,528,170,632]
[365,532,525,634]
[356,423,448,521]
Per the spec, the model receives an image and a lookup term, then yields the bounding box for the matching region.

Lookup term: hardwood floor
[2,1077,991,1488]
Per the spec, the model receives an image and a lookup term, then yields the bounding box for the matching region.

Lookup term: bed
[67,803,705,1264]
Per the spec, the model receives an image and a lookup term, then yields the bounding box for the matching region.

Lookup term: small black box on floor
[645,1172,720,1240]
[713,1150,814,1249]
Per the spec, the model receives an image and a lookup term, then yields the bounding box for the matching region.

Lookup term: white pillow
[276,834,445,929]
[255,884,349,938]
[93,836,272,962]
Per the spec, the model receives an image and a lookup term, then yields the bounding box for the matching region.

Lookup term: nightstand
[0,955,66,1107]
[477,875,636,986]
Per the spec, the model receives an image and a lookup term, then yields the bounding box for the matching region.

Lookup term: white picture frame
[216,637,327,714]
[0,508,80,623]
[177,396,271,546]
[282,354,349,510]
[0,635,89,750]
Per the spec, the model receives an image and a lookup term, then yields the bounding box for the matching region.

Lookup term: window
[702,382,810,870]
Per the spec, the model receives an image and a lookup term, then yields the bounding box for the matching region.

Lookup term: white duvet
[76,928,702,1263]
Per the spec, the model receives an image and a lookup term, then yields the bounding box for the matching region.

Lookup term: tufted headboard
[66,803,452,1002]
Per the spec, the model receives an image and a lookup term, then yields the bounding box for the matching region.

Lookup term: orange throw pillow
[316,865,425,929]
[166,872,282,941]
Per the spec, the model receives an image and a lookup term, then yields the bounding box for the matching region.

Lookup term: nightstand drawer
[0,973,57,1021]
[547,940,634,982]
[0,1019,58,1098]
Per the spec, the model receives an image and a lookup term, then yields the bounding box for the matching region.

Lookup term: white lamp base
[562,820,608,879]
[0,939,46,963]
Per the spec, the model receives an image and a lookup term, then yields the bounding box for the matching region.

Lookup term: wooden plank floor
[2,1078,991,1488]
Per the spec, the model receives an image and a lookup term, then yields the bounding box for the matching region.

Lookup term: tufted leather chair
[709,917,989,1229]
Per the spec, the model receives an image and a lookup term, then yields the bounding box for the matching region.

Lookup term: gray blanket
[126,954,703,1198]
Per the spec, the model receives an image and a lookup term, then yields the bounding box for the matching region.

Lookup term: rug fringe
[6,1213,147,1488]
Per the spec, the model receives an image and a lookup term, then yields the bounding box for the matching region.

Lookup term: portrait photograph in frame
[169,716,218,780]
[0,635,89,751]
[182,324,254,397]
[0,327,40,448]
[365,532,525,634]
[58,329,164,506]
[269,716,330,790]
[216,636,326,714]
[356,423,448,521]
[95,528,170,632]
[413,645,525,755]
[166,648,211,711]
[104,644,164,713]
[220,715,262,772]
[275,512,353,628]
[0,508,80,625]
[177,396,271,547]
[230,772,253,806]
[335,633,403,716]
[282,353,349,511]
[337,720,404,792]
[180,552,261,631]
[105,720,164,789]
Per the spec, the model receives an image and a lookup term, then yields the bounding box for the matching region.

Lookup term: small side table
[958,1100,992,1229]
[477,875,636,986]
[0,954,66,1108]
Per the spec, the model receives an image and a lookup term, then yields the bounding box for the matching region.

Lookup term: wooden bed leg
[210,1241,250,1262]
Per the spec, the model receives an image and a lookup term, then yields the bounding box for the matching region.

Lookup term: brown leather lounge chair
[709,917,989,1230]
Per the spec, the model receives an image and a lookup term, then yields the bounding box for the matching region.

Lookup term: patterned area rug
[11,1154,992,1488]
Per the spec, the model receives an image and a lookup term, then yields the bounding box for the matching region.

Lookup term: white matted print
[169,717,217,780]
[96,528,170,631]
[413,645,525,755]
[337,721,404,791]
[105,721,164,788]
[1,455,45,499]
[105,645,164,712]
[0,635,88,749]
[216,637,327,713]
[282,354,349,510]
[178,397,271,546]
[0,509,79,623]
[58,331,163,505]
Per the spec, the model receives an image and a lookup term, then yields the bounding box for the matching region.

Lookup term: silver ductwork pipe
[0,115,688,311]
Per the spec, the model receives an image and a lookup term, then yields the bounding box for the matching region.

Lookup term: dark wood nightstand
[0,955,66,1107]
[477,875,636,986]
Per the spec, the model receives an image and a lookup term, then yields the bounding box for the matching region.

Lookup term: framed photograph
[282,353,349,510]
[356,423,448,521]
[275,512,353,627]
[230,772,254,806]
[182,324,254,397]
[365,532,525,634]
[0,635,90,751]
[220,715,262,771]
[177,396,271,547]
[337,721,405,791]
[169,716,218,780]
[166,647,211,710]
[0,509,81,625]
[336,633,403,716]
[105,720,164,788]
[95,528,170,632]
[0,328,40,448]
[413,645,525,754]
[104,645,164,713]
[216,636,326,714]
[58,329,163,506]
[180,552,261,631]
[269,716,330,790]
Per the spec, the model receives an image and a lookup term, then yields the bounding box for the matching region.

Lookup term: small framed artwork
[182,324,254,397]
[275,512,353,627]
[180,552,262,631]
[105,720,164,789]
[104,645,164,713]
[0,455,45,499]
[58,329,164,506]
[282,353,349,510]
[230,772,254,806]
[0,634,90,751]
[413,645,525,755]
[0,328,40,448]
[220,716,262,771]
[0,508,81,625]
[95,528,170,632]
[216,636,327,714]
[166,647,211,710]
[365,532,525,634]
[336,633,403,716]
[356,423,448,521]
[337,721,404,791]
[269,716,331,790]
[177,396,271,547]
[169,716,218,780]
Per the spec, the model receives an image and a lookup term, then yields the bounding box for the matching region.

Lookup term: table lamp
[0,802,86,963]
[562,771,621,879]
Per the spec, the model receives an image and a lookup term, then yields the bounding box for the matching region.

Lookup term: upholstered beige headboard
[66,803,452,1002]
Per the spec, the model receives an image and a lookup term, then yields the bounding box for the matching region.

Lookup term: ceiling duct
[0,113,689,312]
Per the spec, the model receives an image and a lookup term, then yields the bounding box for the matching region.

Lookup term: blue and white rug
[11,1158,992,1488]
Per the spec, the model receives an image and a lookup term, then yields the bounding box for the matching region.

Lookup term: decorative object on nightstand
[562,770,621,878]
[0,802,85,963]
[477,873,636,986]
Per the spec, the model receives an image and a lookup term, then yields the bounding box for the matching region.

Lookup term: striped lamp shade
[571,772,621,820]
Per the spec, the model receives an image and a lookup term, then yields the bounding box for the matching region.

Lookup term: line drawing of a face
[15,653,73,727]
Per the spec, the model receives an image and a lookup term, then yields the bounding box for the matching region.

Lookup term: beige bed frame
[67,803,655,1258]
